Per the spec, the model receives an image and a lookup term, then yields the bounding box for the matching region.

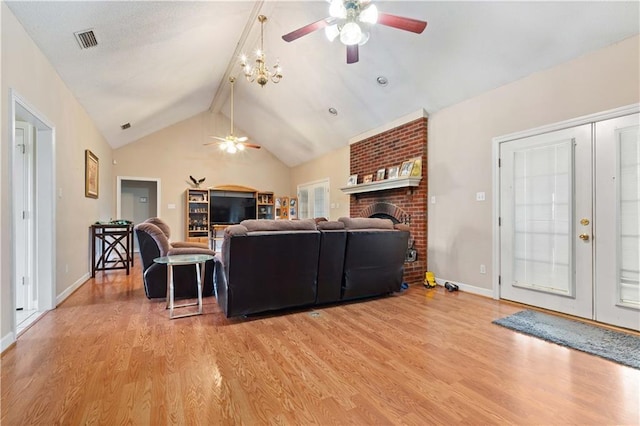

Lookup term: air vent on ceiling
[74,29,98,49]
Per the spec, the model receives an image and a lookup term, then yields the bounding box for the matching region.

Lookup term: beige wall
[428,35,640,291]
[1,4,114,339]
[290,145,350,220]
[113,111,291,238]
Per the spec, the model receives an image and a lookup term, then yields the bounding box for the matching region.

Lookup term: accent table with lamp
[153,254,214,319]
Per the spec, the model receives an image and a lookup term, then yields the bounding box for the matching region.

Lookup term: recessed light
[328,107,338,116]
[120,122,131,130]
[376,76,388,86]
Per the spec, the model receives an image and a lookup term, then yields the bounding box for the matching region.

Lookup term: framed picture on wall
[85,149,99,199]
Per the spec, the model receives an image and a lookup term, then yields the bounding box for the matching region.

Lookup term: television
[210,194,257,224]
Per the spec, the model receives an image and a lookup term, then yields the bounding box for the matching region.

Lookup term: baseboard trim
[56,272,91,306]
[435,278,494,298]
[1,331,16,354]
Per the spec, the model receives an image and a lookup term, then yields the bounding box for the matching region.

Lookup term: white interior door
[594,113,640,330]
[13,121,35,311]
[499,124,593,319]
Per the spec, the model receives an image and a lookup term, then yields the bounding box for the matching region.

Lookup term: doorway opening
[116,177,161,252]
[10,90,56,340]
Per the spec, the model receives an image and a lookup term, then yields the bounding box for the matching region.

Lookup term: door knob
[579,233,590,241]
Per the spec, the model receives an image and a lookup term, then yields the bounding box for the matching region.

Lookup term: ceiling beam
[208,0,277,115]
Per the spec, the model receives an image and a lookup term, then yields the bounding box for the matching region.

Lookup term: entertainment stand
[185,185,275,247]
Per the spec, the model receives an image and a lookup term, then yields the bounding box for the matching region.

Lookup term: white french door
[594,114,640,330]
[297,179,330,220]
[500,125,593,319]
[499,112,640,331]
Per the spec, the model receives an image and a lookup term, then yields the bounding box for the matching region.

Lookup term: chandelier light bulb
[227,144,237,154]
[340,22,362,46]
[237,143,246,151]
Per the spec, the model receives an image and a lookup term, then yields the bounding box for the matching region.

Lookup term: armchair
[143,217,208,249]
[134,222,217,299]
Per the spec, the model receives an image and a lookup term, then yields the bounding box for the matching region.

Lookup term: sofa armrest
[171,241,209,249]
[167,247,217,256]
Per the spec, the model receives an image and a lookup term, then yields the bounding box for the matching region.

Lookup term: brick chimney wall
[349,117,428,286]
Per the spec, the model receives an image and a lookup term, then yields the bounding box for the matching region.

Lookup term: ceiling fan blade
[282,18,332,42]
[237,136,248,142]
[244,143,261,149]
[210,136,229,142]
[346,44,359,64]
[377,13,427,34]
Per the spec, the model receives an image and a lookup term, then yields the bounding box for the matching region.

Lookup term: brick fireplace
[349,116,428,285]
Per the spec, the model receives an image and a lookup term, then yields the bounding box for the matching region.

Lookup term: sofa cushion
[394,223,410,231]
[317,220,345,230]
[338,217,394,230]
[225,224,248,237]
[240,219,317,231]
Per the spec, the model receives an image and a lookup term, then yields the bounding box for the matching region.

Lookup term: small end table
[153,254,214,319]
[90,223,134,277]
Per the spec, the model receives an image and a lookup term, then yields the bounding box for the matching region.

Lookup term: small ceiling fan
[282,0,427,64]
[205,76,261,153]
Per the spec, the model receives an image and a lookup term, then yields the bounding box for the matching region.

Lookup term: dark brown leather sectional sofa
[216,217,410,317]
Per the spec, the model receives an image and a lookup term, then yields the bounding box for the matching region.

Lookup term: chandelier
[324,0,378,46]
[240,15,283,87]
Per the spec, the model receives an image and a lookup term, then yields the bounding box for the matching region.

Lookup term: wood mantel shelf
[340,176,422,195]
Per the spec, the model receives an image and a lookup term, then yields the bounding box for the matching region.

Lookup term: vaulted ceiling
[6,1,640,166]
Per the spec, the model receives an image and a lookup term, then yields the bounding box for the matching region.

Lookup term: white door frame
[10,89,56,341]
[116,176,161,223]
[492,104,640,300]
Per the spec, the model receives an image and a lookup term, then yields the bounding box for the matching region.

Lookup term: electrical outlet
[480,264,486,274]
[431,196,436,204]
[476,192,486,201]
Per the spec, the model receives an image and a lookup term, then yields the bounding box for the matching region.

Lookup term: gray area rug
[493,310,640,369]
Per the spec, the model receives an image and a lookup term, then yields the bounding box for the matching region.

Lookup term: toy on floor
[424,271,437,288]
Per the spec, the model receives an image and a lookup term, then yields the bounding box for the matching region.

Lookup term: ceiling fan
[282,0,427,64]
[205,76,261,153]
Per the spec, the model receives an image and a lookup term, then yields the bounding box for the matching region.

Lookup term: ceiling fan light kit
[283,0,427,64]
[205,76,260,154]
[240,15,282,87]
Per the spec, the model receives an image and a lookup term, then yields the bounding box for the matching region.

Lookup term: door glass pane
[618,126,640,307]
[298,189,309,219]
[313,186,327,218]
[513,140,572,294]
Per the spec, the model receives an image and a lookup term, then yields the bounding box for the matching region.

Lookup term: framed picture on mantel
[387,166,399,179]
[347,174,358,185]
[400,160,415,177]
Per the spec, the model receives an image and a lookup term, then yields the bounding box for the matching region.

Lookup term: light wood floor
[2,265,639,425]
